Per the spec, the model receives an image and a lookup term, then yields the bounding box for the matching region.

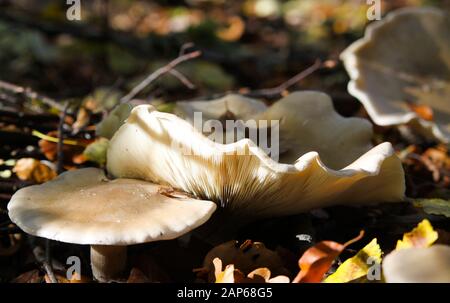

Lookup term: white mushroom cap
[107,92,405,217]
[383,245,450,283]
[176,92,374,168]
[341,7,450,143]
[175,94,267,124]
[7,168,216,245]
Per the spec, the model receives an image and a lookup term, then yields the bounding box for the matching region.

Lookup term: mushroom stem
[90,245,127,282]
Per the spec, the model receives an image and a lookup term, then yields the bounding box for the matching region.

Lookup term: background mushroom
[7,168,216,282]
[176,91,374,168]
[341,7,450,144]
[107,91,405,217]
[382,245,450,283]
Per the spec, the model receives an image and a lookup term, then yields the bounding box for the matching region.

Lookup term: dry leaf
[407,104,434,121]
[214,258,236,283]
[216,16,245,41]
[11,270,42,283]
[293,230,364,283]
[203,240,288,282]
[127,268,151,283]
[45,271,90,283]
[13,158,56,183]
[213,258,289,283]
[396,219,438,250]
[72,107,91,134]
[38,131,91,163]
[324,238,382,283]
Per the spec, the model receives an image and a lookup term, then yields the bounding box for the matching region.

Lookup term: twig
[31,244,58,283]
[0,80,64,111]
[39,103,69,284]
[169,69,196,89]
[244,59,326,98]
[188,59,334,101]
[56,103,69,174]
[120,50,201,103]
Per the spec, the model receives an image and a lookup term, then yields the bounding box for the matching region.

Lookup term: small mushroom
[341,7,450,143]
[107,91,405,217]
[382,245,450,283]
[7,168,216,282]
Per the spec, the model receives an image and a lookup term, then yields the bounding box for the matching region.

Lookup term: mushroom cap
[176,92,374,168]
[382,245,450,283]
[7,168,216,245]
[341,7,450,143]
[107,91,405,217]
[175,94,267,123]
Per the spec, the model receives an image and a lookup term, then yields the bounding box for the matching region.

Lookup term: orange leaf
[408,104,434,121]
[38,131,91,164]
[293,230,364,283]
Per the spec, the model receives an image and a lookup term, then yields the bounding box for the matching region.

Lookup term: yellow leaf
[324,238,382,283]
[396,219,438,250]
[213,258,235,283]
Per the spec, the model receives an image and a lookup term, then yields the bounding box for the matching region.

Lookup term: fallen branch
[120,49,201,103]
[245,59,329,98]
[0,80,64,111]
[188,59,335,101]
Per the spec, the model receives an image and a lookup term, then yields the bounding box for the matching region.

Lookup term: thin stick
[56,103,69,174]
[30,241,58,283]
[169,69,196,89]
[245,59,324,97]
[120,50,201,103]
[0,80,64,111]
[188,59,334,101]
[41,103,69,283]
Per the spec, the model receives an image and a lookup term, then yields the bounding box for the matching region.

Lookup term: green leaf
[413,198,450,218]
[96,103,133,139]
[83,138,109,166]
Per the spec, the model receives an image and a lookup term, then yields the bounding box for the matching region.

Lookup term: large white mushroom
[382,245,450,283]
[107,91,405,217]
[7,168,216,282]
[341,7,450,143]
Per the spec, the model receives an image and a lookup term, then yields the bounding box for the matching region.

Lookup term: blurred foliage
[1,0,448,102]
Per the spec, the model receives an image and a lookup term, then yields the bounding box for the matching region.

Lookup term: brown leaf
[72,107,91,134]
[11,270,42,283]
[38,131,91,164]
[203,240,289,282]
[13,158,56,183]
[293,230,364,283]
[45,272,90,283]
[127,268,151,283]
[213,258,289,283]
[216,16,245,41]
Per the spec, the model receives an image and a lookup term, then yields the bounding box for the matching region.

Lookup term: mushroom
[107,91,405,217]
[382,245,450,283]
[175,94,268,145]
[7,168,216,282]
[341,7,450,143]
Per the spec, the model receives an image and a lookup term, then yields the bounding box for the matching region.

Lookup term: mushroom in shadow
[7,168,216,282]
